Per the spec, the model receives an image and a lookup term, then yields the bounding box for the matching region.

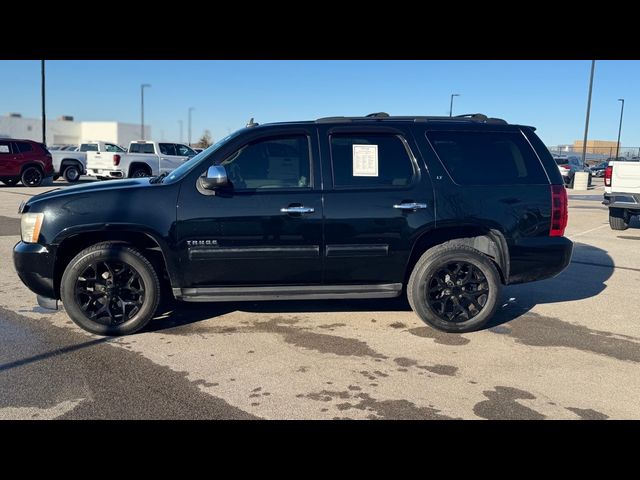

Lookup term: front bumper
[13,241,57,299]
[507,236,573,285]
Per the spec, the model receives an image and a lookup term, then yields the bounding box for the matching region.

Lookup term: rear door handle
[393,202,428,210]
[280,206,315,214]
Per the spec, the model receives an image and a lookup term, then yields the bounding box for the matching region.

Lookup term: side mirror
[200,165,228,190]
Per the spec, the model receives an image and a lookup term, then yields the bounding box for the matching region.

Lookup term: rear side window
[15,142,33,153]
[80,143,99,152]
[330,133,415,188]
[130,143,155,154]
[0,141,12,154]
[104,143,125,153]
[159,143,177,155]
[426,130,548,185]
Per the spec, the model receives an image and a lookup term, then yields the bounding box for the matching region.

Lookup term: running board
[173,284,403,302]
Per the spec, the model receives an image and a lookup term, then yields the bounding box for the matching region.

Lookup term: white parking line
[569,224,609,239]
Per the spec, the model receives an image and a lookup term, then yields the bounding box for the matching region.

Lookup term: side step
[173,284,403,302]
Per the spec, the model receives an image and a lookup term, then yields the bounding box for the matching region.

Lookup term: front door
[159,143,187,173]
[318,125,435,285]
[177,129,323,286]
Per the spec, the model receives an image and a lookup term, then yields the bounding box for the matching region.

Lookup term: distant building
[0,113,150,147]
[573,139,619,156]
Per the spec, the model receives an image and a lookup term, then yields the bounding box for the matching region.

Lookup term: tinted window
[80,143,99,152]
[15,142,33,153]
[129,143,155,154]
[0,141,12,154]
[176,144,196,156]
[330,134,415,188]
[427,130,548,185]
[159,143,177,155]
[220,135,311,190]
[554,158,569,166]
[104,143,125,153]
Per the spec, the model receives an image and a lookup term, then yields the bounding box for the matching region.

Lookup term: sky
[1,60,639,148]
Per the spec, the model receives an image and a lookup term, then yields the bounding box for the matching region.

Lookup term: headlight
[21,213,44,243]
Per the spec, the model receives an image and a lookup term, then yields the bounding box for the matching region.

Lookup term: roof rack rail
[315,113,508,124]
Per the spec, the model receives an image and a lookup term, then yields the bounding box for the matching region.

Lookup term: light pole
[41,60,46,145]
[580,61,596,168]
[140,84,151,140]
[449,93,460,117]
[188,107,195,146]
[616,98,625,160]
[178,120,183,144]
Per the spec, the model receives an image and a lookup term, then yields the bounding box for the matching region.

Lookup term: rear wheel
[21,166,43,187]
[60,242,161,336]
[130,168,150,178]
[407,243,501,333]
[63,164,81,183]
[609,208,630,231]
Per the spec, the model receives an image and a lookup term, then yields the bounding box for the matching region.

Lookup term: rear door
[0,140,21,177]
[158,143,184,173]
[318,124,435,286]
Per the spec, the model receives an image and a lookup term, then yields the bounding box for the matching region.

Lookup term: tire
[21,166,43,187]
[60,242,161,336]
[1,179,18,186]
[407,243,502,333]
[609,208,630,231]
[63,164,81,183]
[130,168,150,178]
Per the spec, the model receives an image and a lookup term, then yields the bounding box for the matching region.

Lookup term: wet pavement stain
[407,327,471,345]
[318,323,347,330]
[304,390,352,402]
[389,322,407,329]
[296,366,310,373]
[418,364,458,376]
[394,357,418,367]
[566,407,609,420]
[335,393,454,420]
[473,386,544,420]
[507,312,640,363]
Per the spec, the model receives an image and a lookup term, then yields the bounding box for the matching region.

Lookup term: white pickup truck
[51,141,125,183]
[603,160,640,230]
[86,140,197,180]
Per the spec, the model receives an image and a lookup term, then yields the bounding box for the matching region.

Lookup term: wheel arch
[52,227,180,299]
[404,225,509,285]
[128,162,152,177]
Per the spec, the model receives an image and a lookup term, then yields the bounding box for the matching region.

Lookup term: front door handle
[393,202,428,211]
[280,206,315,214]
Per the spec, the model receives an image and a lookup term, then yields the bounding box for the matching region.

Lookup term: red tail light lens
[113,154,121,166]
[604,165,613,187]
[550,185,568,237]
[560,165,571,170]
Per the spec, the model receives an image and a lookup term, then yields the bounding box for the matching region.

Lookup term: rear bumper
[507,236,573,285]
[603,192,640,211]
[87,168,124,178]
[13,241,57,299]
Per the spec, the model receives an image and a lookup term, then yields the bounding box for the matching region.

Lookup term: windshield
[162,130,244,184]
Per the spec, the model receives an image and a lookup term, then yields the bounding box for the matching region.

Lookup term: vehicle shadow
[148,243,614,334]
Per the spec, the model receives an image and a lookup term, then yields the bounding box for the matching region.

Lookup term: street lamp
[188,107,195,146]
[178,120,183,144]
[41,60,46,145]
[449,93,460,117]
[580,61,596,168]
[140,84,151,140]
[616,98,625,160]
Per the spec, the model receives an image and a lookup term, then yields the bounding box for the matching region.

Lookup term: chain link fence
[547,145,640,166]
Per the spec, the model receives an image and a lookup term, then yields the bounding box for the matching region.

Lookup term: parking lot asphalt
[1,177,639,419]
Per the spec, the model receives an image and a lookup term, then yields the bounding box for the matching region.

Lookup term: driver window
[220,135,311,190]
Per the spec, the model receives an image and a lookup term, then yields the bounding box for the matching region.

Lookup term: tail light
[560,165,571,170]
[113,154,121,166]
[604,165,613,187]
[550,184,568,237]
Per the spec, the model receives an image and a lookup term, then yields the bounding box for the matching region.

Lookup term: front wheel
[407,243,502,333]
[60,242,161,336]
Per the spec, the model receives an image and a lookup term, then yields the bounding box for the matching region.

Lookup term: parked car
[85,140,197,180]
[13,112,573,336]
[590,161,609,177]
[554,155,591,187]
[603,161,640,230]
[0,138,54,187]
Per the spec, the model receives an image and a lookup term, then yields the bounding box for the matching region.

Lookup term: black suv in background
[14,113,572,336]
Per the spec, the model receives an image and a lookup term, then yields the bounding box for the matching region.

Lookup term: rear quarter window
[15,142,33,153]
[426,130,548,185]
[130,143,155,154]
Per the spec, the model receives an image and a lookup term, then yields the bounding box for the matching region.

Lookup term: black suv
[13,113,572,336]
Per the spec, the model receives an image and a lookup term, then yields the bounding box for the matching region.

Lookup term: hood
[24,178,152,209]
